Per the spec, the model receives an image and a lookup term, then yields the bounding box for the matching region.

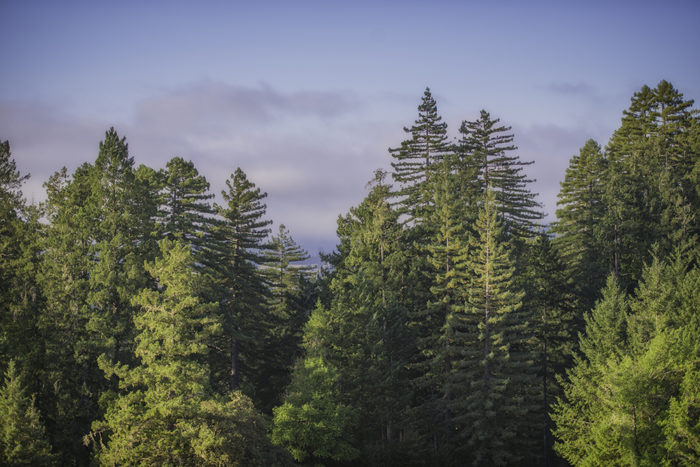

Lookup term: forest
[0,80,698,466]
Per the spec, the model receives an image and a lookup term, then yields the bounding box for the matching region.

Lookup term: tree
[213,168,272,393]
[552,139,609,313]
[0,360,54,465]
[255,224,314,413]
[456,110,543,238]
[390,87,451,223]
[156,156,217,267]
[552,274,629,465]
[271,346,359,464]
[602,81,698,288]
[89,240,285,466]
[445,189,539,465]
[518,232,577,465]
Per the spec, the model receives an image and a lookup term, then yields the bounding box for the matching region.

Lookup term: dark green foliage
[390,87,451,223]
[457,110,543,237]
[255,224,314,413]
[552,139,608,312]
[88,240,286,466]
[0,360,55,465]
[213,168,272,393]
[157,156,218,268]
[444,190,540,465]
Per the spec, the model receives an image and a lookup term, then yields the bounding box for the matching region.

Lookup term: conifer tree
[552,274,629,465]
[417,157,470,459]
[37,163,100,463]
[213,168,272,393]
[445,189,539,465]
[0,360,54,465]
[321,171,414,462]
[157,156,217,266]
[457,110,543,238]
[255,224,314,412]
[89,240,284,466]
[552,139,608,312]
[602,81,698,287]
[389,87,451,223]
[271,302,359,465]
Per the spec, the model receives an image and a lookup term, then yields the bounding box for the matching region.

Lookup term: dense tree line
[0,80,698,465]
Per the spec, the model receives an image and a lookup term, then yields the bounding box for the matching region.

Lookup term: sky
[2,0,699,259]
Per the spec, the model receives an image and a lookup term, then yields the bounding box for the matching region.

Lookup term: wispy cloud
[547,81,596,96]
[0,83,385,256]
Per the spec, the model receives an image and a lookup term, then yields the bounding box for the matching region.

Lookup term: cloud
[0,99,108,188]
[0,83,385,258]
[514,123,598,220]
[547,81,595,96]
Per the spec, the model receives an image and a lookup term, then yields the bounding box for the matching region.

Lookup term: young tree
[552,274,630,465]
[0,360,54,465]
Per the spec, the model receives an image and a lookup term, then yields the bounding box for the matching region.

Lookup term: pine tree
[271,302,359,465]
[602,81,698,288]
[389,87,451,223]
[446,189,539,465]
[89,240,285,466]
[457,110,543,238]
[518,233,577,465]
[213,168,272,393]
[418,156,470,459]
[552,274,629,465]
[37,163,99,463]
[552,139,609,313]
[0,360,54,465]
[157,156,217,267]
[320,171,414,462]
[255,224,314,412]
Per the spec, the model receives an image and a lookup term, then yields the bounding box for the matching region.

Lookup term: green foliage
[390,87,451,223]
[213,167,272,393]
[255,224,314,412]
[0,360,55,465]
[89,240,284,466]
[457,110,543,237]
[553,249,700,465]
[272,355,359,464]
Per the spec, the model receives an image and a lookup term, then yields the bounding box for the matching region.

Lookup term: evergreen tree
[157,156,217,267]
[552,274,630,465]
[320,171,415,462]
[419,156,471,460]
[213,168,272,393]
[552,139,609,313]
[0,360,54,465]
[518,233,577,465]
[389,87,451,223]
[89,240,285,466]
[255,224,314,413]
[271,302,359,465]
[37,163,99,463]
[445,189,539,465]
[457,110,543,238]
[602,81,698,288]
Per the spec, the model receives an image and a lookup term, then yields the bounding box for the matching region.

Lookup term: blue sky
[2,0,699,257]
